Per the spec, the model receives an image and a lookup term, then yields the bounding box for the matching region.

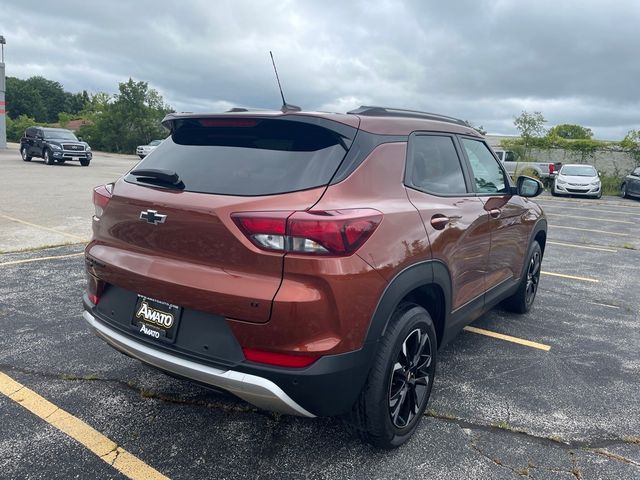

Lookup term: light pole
[0,35,6,149]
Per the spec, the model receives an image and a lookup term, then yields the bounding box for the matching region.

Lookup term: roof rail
[347,106,470,127]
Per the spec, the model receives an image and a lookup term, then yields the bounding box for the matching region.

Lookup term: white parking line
[587,301,621,310]
[546,213,633,224]
[551,225,629,237]
[547,241,617,253]
[539,203,640,217]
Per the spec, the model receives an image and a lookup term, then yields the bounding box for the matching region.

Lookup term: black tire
[80,158,90,166]
[138,154,145,159]
[20,146,32,161]
[43,149,55,165]
[347,303,437,449]
[621,183,628,198]
[503,241,542,314]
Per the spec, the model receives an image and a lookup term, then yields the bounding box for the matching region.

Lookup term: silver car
[552,164,601,198]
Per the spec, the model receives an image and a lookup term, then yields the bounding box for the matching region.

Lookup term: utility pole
[0,35,6,149]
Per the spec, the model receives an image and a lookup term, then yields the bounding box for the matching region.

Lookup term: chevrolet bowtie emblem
[139,209,167,225]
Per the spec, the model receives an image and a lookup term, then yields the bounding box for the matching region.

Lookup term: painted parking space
[0,193,638,478]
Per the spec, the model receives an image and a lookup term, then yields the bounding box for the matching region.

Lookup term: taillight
[231,209,382,256]
[93,183,113,218]
[242,348,319,368]
[549,164,555,174]
[87,293,101,305]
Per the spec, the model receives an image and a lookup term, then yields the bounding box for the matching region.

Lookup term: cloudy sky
[1,0,638,139]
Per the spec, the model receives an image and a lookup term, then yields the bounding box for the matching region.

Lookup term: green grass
[600,174,623,196]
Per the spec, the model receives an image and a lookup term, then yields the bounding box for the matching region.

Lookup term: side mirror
[516,176,544,198]
[78,137,83,142]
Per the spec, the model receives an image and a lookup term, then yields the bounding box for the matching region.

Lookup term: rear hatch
[88,114,358,323]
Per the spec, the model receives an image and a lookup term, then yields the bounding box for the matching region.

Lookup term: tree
[513,111,547,161]
[548,124,593,140]
[621,130,640,167]
[5,114,39,142]
[78,79,172,153]
[5,76,70,122]
[5,77,46,120]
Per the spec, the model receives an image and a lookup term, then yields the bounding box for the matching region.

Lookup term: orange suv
[83,106,546,448]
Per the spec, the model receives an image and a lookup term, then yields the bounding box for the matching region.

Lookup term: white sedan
[136,139,163,159]
[552,164,602,198]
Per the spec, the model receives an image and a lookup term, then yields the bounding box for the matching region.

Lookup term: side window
[25,127,35,138]
[409,135,467,195]
[461,138,508,194]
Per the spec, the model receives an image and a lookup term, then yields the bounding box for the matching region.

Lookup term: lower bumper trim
[82,311,315,417]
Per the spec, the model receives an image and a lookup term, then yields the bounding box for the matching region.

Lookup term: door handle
[430,214,460,230]
[489,209,501,219]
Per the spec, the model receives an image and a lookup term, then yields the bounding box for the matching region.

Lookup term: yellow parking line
[546,213,633,225]
[463,326,551,351]
[0,213,87,241]
[541,271,599,283]
[547,241,618,253]
[0,371,169,480]
[0,252,84,267]
[552,225,629,237]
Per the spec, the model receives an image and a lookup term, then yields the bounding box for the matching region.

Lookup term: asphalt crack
[425,409,638,450]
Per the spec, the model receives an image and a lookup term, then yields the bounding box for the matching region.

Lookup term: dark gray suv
[621,167,640,199]
[20,127,92,166]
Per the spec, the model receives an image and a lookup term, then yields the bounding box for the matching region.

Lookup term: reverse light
[242,348,319,368]
[231,209,383,256]
[93,183,113,218]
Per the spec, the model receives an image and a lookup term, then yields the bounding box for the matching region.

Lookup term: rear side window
[408,135,467,195]
[461,138,508,194]
[126,118,353,196]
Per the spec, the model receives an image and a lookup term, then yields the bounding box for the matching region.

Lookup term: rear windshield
[125,118,354,196]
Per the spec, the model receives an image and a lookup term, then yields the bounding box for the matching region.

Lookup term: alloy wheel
[526,250,541,305]
[388,328,432,429]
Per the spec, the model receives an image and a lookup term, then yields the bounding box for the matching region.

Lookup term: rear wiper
[131,168,185,189]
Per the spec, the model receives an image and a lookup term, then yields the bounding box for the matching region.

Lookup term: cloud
[0,0,638,139]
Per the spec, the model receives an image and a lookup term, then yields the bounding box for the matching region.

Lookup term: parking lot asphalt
[0,144,139,253]
[1,148,639,479]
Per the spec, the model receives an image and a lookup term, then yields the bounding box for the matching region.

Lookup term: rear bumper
[82,291,374,417]
[83,309,315,417]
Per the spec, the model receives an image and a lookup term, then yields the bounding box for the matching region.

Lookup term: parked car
[621,167,640,199]
[136,139,163,158]
[20,127,92,166]
[493,149,558,180]
[83,106,547,448]
[551,164,601,198]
